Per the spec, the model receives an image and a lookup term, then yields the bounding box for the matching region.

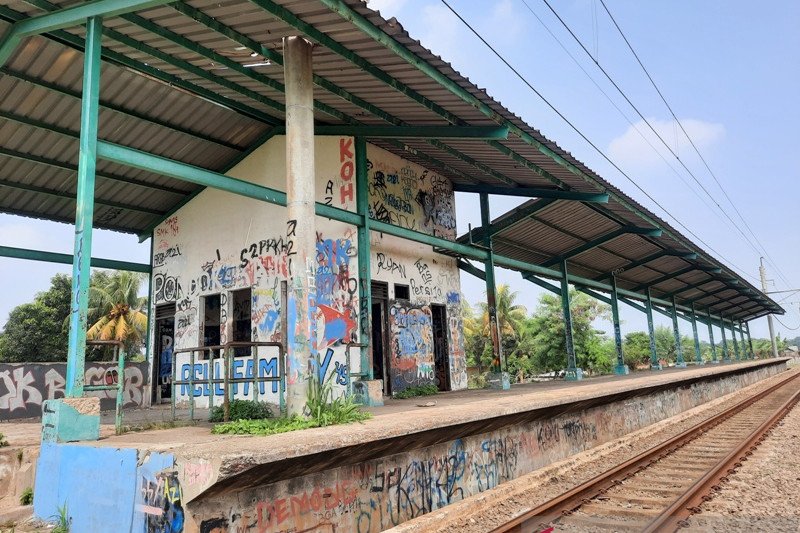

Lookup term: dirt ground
[389,364,800,533]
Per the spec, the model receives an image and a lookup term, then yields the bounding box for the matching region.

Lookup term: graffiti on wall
[192,409,606,533]
[139,470,184,533]
[0,362,147,419]
[389,302,434,392]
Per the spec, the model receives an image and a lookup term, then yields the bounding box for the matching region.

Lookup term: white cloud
[366,0,408,16]
[0,221,48,249]
[608,118,725,170]
[487,0,523,43]
[418,4,462,63]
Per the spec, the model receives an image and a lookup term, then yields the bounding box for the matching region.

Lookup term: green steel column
[730,319,741,360]
[561,260,582,381]
[645,288,661,370]
[610,275,628,375]
[737,322,747,360]
[144,234,154,364]
[355,137,372,380]
[746,321,755,358]
[480,193,508,387]
[706,308,718,363]
[671,295,686,368]
[65,17,103,398]
[720,313,731,362]
[690,304,703,364]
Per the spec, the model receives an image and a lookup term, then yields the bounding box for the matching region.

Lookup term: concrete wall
[151,136,466,406]
[188,363,784,533]
[34,444,181,533]
[0,361,148,420]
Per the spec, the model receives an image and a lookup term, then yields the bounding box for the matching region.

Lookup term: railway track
[491,369,800,533]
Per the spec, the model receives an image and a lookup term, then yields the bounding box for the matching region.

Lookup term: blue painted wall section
[34,444,181,533]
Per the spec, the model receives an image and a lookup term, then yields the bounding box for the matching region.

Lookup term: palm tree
[86,271,148,356]
[477,284,528,372]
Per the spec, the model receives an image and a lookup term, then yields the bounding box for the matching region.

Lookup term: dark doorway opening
[153,303,176,404]
[231,288,252,357]
[371,281,390,395]
[431,303,450,391]
[202,294,221,358]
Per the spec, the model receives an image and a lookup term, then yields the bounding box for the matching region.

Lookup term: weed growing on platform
[208,399,273,422]
[19,487,33,506]
[393,384,439,399]
[52,503,70,533]
[0,432,7,447]
[211,377,370,436]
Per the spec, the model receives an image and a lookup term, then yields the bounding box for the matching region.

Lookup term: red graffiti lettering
[339,137,353,162]
[340,182,354,204]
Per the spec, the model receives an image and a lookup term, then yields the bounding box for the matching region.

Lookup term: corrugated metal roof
[0,0,780,321]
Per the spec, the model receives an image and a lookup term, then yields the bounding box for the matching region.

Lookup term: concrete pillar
[284,36,317,417]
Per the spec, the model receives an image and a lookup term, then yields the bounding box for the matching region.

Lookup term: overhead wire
[596,0,793,290]
[438,0,759,283]
[517,0,742,265]
[537,0,773,282]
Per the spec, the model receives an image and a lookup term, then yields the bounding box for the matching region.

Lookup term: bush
[208,399,272,423]
[393,384,439,399]
[20,487,33,506]
[0,432,7,447]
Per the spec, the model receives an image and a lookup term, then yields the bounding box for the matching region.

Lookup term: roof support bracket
[542,226,662,268]
[452,184,609,202]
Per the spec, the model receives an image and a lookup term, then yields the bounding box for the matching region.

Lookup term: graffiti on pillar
[0,362,147,419]
[139,471,185,533]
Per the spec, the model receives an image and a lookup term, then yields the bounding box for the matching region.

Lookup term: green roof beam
[542,226,662,268]
[593,250,696,281]
[314,125,509,139]
[633,265,722,292]
[0,0,172,67]
[686,285,736,304]
[461,198,557,243]
[0,245,150,273]
[451,184,609,202]
[0,176,166,216]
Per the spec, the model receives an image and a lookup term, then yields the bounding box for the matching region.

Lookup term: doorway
[153,303,176,404]
[231,288,252,357]
[202,294,221,357]
[371,281,390,395]
[431,304,450,391]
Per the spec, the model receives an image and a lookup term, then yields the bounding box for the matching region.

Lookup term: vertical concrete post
[284,36,316,417]
[690,304,703,364]
[480,193,508,389]
[730,319,741,360]
[610,276,628,375]
[355,137,372,379]
[671,296,686,367]
[646,288,661,370]
[65,16,103,398]
[561,260,582,381]
[706,308,718,363]
[720,313,730,362]
[746,321,755,358]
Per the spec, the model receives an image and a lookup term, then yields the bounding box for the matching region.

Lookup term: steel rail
[644,380,800,532]
[490,368,800,533]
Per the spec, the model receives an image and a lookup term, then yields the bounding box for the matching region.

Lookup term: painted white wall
[150,136,466,408]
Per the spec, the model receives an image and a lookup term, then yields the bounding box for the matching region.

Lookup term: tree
[623,331,652,368]
[0,274,72,362]
[87,271,148,356]
[474,285,528,373]
[525,290,610,374]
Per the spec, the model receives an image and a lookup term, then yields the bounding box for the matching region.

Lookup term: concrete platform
[26,358,788,533]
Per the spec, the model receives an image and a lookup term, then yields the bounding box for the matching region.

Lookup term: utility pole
[759,257,779,358]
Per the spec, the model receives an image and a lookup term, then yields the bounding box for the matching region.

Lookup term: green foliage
[393,384,438,399]
[87,271,148,357]
[212,376,371,436]
[52,503,70,533]
[0,432,7,447]
[19,487,33,506]
[0,274,71,362]
[208,400,272,423]
[623,331,652,368]
[467,372,488,389]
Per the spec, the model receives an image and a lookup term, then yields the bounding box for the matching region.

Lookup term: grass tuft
[52,503,70,533]
[19,487,33,506]
[393,384,439,399]
[208,399,272,423]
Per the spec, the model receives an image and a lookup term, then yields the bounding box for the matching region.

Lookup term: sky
[1,0,799,346]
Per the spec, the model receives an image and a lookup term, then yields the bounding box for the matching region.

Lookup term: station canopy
[0,0,782,322]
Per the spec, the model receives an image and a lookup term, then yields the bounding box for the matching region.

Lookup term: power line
[775,315,800,331]
[438,0,758,282]
[597,0,793,290]
[518,0,745,261]
[538,0,776,283]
